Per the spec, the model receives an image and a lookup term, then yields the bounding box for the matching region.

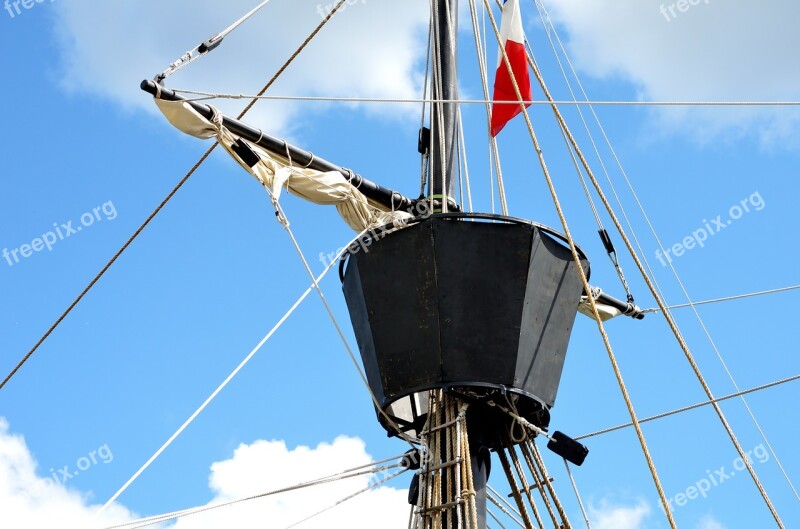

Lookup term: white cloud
[53,0,429,136]
[0,418,409,529]
[588,499,651,529]
[542,0,800,147]
[170,436,409,528]
[51,0,800,147]
[0,418,136,529]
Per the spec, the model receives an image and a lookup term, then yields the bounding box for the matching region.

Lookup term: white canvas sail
[154,97,413,232]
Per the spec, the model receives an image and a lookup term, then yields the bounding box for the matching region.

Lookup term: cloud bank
[53,0,429,135]
[543,0,800,147]
[0,418,409,529]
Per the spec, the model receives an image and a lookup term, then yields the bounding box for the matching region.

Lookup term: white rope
[103,459,406,529]
[563,459,592,529]
[486,508,511,529]
[94,229,369,517]
[643,284,800,313]
[486,485,526,528]
[576,373,800,440]
[466,0,508,215]
[156,0,275,81]
[282,468,409,529]
[171,89,800,106]
[457,108,474,212]
[265,189,417,445]
[420,18,434,197]
[534,0,791,515]
[105,447,401,529]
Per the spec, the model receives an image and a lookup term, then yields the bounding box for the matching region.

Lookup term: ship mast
[429,2,487,528]
[429,0,459,210]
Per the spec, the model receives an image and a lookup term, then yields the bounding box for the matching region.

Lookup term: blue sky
[1,1,799,528]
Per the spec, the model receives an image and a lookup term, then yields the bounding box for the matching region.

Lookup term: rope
[420,17,433,197]
[496,449,535,529]
[528,2,785,522]
[563,459,592,529]
[103,458,406,529]
[457,109,474,212]
[524,442,569,527]
[0,150,214,393]
[0,0,352,395]
[283,468,409,529]
[466,0,508,215]
[528,17,635,302]
[537,3,800,504]
[154,0,276,81]
[486,487,526,528]
[170,90,800,106]
[509,445,551,528]
[576,373,800,440]
[643,284,800,313]
[95,227,367,517]
[480,1,678,526]
[487,507,512,529]
[266,193,417,445]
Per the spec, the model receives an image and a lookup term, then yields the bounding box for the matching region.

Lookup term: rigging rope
[95,227,369,518]
[103,458,406,529]
[480,2,678,525]
[466,0,508,215]
[576,373,800,441]
[642,284,800,313]
[169,90,800,107]
[263,182,417,445]
[534,0,797,510]
[283,468,409,529]
[154,0,276,82]
[526,15,635,303]
[486,486,526,528]
[430,0,448,212]
[420,18,433,197]
[563,459,592,529]
[0,0,352,395]
[529,2,786,521]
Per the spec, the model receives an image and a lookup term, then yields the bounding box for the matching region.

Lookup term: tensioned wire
[523,0,786,522]
[282,467,409,529]
[642,284,800,313]
[169,90,800,107]
[0,0,353,393]
[101,457,407,529]
[89,0,362,516]
[95,225,374,518]
[466,0,508,215]
[535,0,798,505]
[576,373,800,441]
[479,1,678,526]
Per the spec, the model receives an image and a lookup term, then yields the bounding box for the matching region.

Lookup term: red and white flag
[490,0,532,136]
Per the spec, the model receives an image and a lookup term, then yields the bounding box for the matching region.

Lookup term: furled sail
[153,98,413,232]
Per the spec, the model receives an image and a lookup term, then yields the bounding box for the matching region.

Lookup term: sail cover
[153,98,413,232]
